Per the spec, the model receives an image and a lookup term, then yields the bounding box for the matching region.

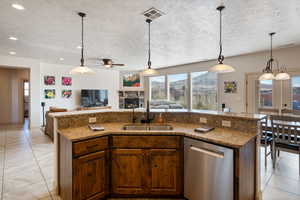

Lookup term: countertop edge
[57,126,258,149]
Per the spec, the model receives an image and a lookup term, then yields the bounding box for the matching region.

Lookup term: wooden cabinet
[111,149,147,195]
[73,151,108,200]
[59,135,183,199]
[148,149,182,195]
[59,135,109,200]
[111,136,183,198]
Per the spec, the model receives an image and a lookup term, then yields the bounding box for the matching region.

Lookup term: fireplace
[124,98,139,109]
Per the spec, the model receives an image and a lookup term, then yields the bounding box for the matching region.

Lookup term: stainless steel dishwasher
[184,137,234,200]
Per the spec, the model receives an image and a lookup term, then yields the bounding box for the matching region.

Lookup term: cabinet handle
[190,146,224,159]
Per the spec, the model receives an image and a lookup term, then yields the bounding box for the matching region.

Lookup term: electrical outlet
[89,117,97,123]
[199,117,207,124]
[222,120,231,127]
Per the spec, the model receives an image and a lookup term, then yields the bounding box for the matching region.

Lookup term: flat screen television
[81,89,108,107]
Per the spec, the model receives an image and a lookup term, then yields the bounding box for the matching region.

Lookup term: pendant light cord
[265,32,275,72]
[78,12,86,67]
[217,6,225,64]
[147,19,152,69]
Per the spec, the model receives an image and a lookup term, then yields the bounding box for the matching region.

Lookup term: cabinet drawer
[112,136,181,149]
[73,137,108,157]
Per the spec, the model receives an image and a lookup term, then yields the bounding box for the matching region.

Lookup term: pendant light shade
[209,5,235,74]
[209,64,235,73]
[70,12,95,75]
[70,66,95,75]
[259,72,275,81]
[142,19,158,76]
[275,72,290,80]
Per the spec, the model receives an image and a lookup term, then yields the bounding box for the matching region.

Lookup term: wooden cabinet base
[58,134,257,200]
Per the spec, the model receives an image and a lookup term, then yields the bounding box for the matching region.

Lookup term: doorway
[0,67,30,125]
[23,80,30,125]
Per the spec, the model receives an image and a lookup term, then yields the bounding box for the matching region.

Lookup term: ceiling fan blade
[112,64,125,66]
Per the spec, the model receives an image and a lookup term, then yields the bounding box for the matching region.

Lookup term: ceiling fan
[94,58,125,68]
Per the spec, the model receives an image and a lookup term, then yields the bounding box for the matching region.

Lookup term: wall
[0,55,120,127]
[145,45,300,113]
[0,67,29,124]
[40,63,120,121]
[0,55,40,127]
[0,68,13,124]
[11,68,29,123]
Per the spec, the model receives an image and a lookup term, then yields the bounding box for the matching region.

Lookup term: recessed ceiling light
[59,58,64,61]
[12,4,25,10]
[9,51,16,55]
[77,45,82,49]
[9,36,18,41]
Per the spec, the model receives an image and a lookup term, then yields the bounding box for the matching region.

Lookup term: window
[191,71,217,110]
[150,76,166,100]
[292,76,300,111]
[259,80,273,107]
[168,74,188,109]
[24,81,29,97]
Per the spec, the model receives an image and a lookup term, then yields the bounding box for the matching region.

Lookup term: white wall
[0,55,120,127]
[146,45,300,113]
[40,63,120,120]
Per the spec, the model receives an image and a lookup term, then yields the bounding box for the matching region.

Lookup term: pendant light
[275,68,290,80]
[259,33,276,81]
[209,5,235,73]
[70,12,95,75]
[141,19,158,76]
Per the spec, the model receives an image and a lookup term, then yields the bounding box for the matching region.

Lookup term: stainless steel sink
[123,124,173,131]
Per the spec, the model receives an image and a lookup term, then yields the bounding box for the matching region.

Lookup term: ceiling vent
[142,7,165,20]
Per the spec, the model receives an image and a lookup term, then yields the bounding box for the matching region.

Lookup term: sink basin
[123,124,173,131]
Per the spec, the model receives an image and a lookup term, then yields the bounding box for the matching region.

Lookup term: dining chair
[260,118,273,169]
[270,115,300,174]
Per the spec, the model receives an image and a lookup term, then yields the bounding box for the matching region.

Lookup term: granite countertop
[50,109,266,121]
[57,123,258,148]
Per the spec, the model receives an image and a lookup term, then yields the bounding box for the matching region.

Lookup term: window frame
[149,75,167,101]
[258,79,274,109]
[190,71,218,111]
[148,71,219,111]
[291,75,300,111]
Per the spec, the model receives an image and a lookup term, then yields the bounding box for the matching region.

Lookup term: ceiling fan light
[275,72,290,80]
[141,68,159,76]
[70,66,95,75]
[209,63,235,73]
[259,72,275,81]
[104,64,111,68]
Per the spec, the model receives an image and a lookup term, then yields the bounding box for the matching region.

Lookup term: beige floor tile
[3,181,50,200]
[268,174,300,196]
[263,186,300,200]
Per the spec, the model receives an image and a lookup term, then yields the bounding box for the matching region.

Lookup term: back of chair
[260,117,268,137]
[270,115,300,146]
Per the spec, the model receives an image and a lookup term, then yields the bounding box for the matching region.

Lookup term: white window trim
[148,71,219,111]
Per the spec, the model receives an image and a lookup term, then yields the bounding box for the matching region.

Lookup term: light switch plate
[222,120,231,127]
[199,117,207,124]
[89,117,97,123]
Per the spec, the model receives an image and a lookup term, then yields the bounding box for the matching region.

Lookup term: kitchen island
[51,110,266,200]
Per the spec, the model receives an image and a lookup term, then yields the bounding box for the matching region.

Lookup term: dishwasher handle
[190,145,224,159]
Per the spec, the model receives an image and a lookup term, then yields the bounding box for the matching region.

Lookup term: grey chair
[260,118,273,169]
[271,115,300,174]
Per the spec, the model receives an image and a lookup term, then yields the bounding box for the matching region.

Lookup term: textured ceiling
[0,0,300,70]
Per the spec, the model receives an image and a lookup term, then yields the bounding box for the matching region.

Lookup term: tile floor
[0,122,299,200]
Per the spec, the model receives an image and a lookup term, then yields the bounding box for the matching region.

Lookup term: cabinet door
[73,151,107,200]
[111,149,147,195]
[148,149,182,195]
